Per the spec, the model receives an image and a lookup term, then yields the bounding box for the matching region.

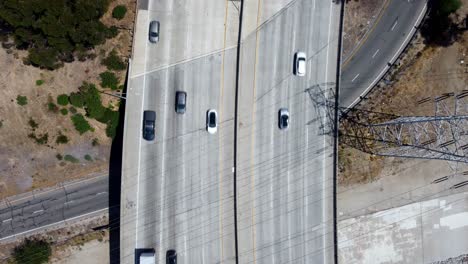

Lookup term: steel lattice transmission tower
[307,84,468,163]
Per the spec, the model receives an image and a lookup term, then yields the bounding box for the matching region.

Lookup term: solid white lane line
[347,2,428,108]
[33,210,43,214]
[372,49,380,58]
[351,73,360,82]
[0,208,108,241]
[391,20,398,31]
[2,218,12,223]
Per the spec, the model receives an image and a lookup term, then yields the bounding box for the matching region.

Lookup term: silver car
[149,21,160,43]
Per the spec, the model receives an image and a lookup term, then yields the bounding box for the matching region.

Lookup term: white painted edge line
[3,174,107,205]
[346,2,427,109]
[0,208,108,242]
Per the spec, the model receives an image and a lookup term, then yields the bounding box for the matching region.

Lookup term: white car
[294,52,307,76]
[206,109,218,134]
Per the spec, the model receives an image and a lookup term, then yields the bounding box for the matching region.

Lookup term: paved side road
[340,0,427,107]
[0,175,108,241]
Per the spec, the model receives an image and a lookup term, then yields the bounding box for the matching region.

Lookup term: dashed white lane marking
[33,210,43,214]
[372,49,380,58]
[351,73,360,82]
[391,20,398,31]
[96,192,107,196]
[64,200,74,205]
[2,218,12,223]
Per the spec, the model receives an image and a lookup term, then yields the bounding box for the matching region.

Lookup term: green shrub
[56,133,69,144]
[57,94,69,106]
[117,84,125,91]
[79,82,106,119]
[48,102,59,113]
[60,108,68,115]
[28,118,38,129]
[16,95,27,106]
[112,5,127,20]
[13,239,51,264]
[69,106,77,114]
[0,120,3,128]
[97,108,120,139]
[69,93,84,108]
[71,114,92,134]
[64,154,79,163]
[99,71,119,90]
[36,79,44,86]
[84,154,93,161]
[56,154,63,160]
[28,133,48,145]
[102,50,126,71]
[92,138,99,146]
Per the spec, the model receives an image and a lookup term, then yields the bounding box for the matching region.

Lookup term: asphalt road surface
[0,175,108,241]
[339,0,427,107]
[236,0,340,263]
[120,0,240,263]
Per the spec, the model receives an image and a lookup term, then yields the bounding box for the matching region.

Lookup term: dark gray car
[166,249,176,264]
[175,91,186,114]
[149,21,160,43]
[278,108,289,129]
[143,110,156,140]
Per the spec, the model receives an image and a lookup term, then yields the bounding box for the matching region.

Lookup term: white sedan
[206,109,218,134]
[294,52,307,76]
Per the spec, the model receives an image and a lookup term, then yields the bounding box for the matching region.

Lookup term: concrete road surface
[236,0,340,263]
[120,0,240,263]
[340,0,427,107]
[0,175,108,241]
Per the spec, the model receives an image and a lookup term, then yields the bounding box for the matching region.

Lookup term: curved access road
[339,0,428,108]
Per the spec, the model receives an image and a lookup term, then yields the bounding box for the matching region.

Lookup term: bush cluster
[102,50,126,71]
[112,5,127,20]
[16,95,27,106]
[64,154,79,163]
[13,239,51,264]
[57,94,69,106]
[0,0,117,69]
[71,114,92,134]
[100,71,119,90]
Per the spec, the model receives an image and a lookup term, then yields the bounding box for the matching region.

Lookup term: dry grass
[342,0,387,59]
[338,28,468,186]
[0,0,136,198]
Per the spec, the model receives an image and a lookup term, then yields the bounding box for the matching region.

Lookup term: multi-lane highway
[121,0,239,263]
[0,175,108,241]
[121,0,340,263]
[340,0,427,107]
[236,0,339,263]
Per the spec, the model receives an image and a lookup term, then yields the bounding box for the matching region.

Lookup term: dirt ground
[0,0,136,198]
[342,0,387,59]
[338,2,468,186]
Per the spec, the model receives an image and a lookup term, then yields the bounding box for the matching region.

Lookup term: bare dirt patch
[0,0,136,198]
[342,0,387,59]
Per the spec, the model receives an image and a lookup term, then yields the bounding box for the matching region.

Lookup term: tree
[16,95,27,106]
[57,94,69,106]
[71,114,92,134]
[0,0,116,69]
[13,239,51,264]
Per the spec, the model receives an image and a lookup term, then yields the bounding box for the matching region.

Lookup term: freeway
[120,0,239,263]
[0,175,108,241]
[236,0,340,263]
[339,0,427,107]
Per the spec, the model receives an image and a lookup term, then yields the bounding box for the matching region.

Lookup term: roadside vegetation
[420,0,464,46]
[12,239,51,264]
[0,0,117,70]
